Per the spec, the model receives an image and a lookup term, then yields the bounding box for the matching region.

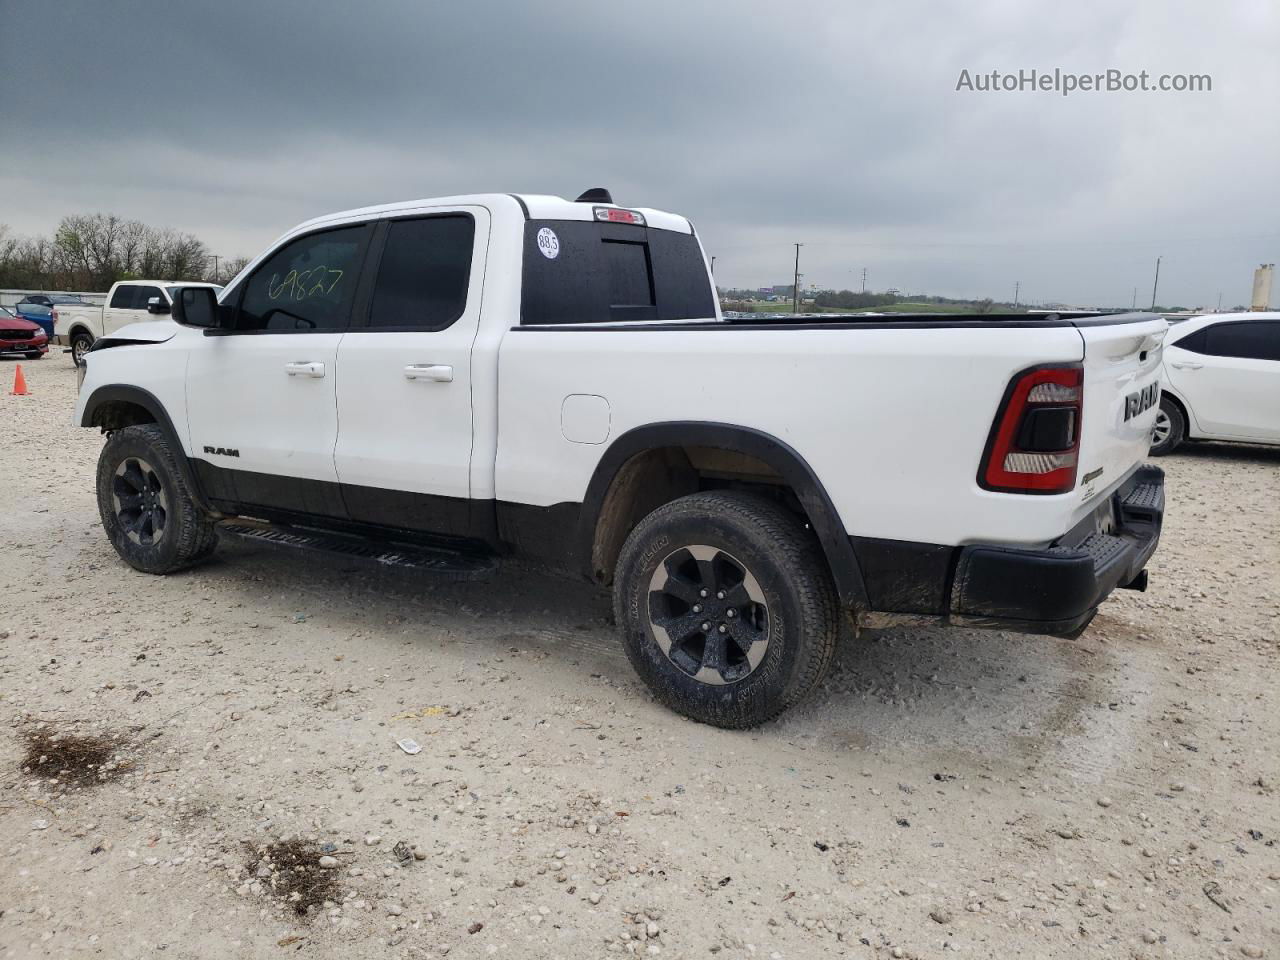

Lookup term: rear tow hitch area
[1121,569,1149,592]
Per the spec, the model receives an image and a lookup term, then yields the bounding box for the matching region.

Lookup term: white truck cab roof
[285,193,694,237]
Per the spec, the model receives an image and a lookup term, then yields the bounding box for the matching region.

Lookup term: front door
[185,222,373,515]
[334,208,489,537]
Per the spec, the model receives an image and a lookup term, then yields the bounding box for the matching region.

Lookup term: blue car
[14,302,56,339]
[15,295,87,339]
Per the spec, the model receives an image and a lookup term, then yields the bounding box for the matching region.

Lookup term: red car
[0,308,49,359]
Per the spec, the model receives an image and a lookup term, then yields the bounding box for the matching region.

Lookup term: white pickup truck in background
[74,189,1168,727]
[54,279,221,365]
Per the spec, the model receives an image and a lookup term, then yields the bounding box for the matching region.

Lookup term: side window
[1171,327,1206,353]
[237,225,366,331]
[133,285,162,310]
[1202,321,1280,361]
[367,216,474,331]
[109,286,136,309]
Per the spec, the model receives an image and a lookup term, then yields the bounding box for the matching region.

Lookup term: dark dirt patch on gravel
[20,725,132,786]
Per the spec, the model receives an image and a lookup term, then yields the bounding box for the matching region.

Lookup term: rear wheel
[96,424,218,573]
[71,331,94,367]
[1149,398,1185,456]
[613,491,839,728]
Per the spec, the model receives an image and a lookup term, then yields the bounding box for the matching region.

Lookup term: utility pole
[1216,291,1222,312]
[1013,280,1020,308]
[211,255,220,283]
[710,256,716,275]
[1132,287,1137,309]
[1150,256,1162,310]
[861,267,867,293]
[792,244,803,314]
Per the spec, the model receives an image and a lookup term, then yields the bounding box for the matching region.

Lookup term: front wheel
[96,424,218,574]
[613,491,839,729]
[1149,398,1185,456]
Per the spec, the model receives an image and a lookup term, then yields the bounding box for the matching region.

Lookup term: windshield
[48,295,85,303]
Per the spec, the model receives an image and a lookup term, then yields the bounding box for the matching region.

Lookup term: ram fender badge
[203,445,240,457]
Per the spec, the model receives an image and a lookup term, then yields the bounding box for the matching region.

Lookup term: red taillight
[980,364,1083,495]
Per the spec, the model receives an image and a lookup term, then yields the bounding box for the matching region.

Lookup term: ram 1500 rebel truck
[74,190,1167,728]
[54,279,222,366]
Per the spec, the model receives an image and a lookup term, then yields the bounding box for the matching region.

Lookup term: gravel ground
[1,354,1277,960]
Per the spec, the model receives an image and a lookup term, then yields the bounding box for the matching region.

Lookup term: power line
[791,244,802,312]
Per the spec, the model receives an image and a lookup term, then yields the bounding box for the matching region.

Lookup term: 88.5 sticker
[536,227,560,260]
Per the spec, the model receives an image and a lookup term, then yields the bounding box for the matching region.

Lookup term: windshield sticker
[536,227,560,260]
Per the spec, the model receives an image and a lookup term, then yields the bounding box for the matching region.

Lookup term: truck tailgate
[1074,317,1167,503]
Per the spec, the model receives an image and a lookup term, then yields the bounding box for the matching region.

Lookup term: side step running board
[218,520,498,581]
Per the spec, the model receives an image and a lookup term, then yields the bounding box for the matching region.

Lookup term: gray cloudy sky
[2,0,1277,307]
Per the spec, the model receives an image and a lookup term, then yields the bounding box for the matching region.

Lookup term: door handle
[404,363,453,382]
[284,361,326,378]
[1169,361,1203,370]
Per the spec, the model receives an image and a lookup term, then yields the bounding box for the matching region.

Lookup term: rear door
[333,207,488,537]
[1167,319,1280,440]
[102,285,140,334]
[1074,316,1167,496]
[185,222,372,515]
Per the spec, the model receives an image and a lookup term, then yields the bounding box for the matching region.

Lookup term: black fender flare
[80,384,212,513]
[578,421,868,611]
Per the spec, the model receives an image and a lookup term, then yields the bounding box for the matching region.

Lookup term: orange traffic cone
[11,364,29,396]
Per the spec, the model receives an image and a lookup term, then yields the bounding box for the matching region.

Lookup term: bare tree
[0,214,233,291]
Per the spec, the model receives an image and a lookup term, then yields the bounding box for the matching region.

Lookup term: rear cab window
[520,219,714,325]
[109,286,137,309]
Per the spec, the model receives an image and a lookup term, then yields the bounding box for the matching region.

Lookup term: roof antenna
[575,187,613,204]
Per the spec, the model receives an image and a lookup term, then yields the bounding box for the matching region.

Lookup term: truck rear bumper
[852,465,1164,638]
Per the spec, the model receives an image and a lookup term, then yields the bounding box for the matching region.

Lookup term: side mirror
[146,296,171,315]
[170,286,219,328]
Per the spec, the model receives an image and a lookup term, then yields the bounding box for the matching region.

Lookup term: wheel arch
[1159,387,1195,438]
[579,422,868,613]
[81,384,212,513]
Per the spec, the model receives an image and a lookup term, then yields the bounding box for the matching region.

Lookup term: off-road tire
[1149,397,1185,456]
[613,491,839,729]
[71,331,94,367]
[96,424,218,574]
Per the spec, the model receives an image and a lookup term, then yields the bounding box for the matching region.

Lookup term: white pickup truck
[54,279,221,366]
[73,190,1168,727]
